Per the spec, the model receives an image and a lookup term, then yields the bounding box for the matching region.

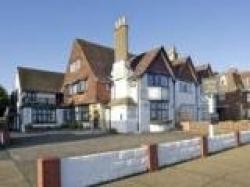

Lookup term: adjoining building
[202,68,250,121]
[14,67,64,132]
[12,17,213,132]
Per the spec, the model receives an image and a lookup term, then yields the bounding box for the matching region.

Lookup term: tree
[0,85,9,117]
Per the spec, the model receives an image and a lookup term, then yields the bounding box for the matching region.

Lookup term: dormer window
[70,59,81,73]
[67,80,87,95]
[78,80,87,93]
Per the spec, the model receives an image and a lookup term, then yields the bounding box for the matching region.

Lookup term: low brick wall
[61,148,148,187]
[158,138,201,167]
[181,121,250,135]
[208,133,237,153]
[37,129,250,187]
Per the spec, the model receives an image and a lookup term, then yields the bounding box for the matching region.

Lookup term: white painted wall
[175,80,199,121]
[138,75,150,132]
[21,107,32,132]
[61,147,147,187]
[240,130,250,144]
[56,109,64,125]
[111,105,138,133]
[208,133,237,153]
[158,137,201,167]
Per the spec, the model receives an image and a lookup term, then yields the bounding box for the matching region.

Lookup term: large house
[13,17,212,132]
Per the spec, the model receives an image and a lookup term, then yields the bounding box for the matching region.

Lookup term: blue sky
[0,0,250,92]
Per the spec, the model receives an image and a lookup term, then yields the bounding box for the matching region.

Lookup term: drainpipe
[173,80,176,127]
[137,78,140,133]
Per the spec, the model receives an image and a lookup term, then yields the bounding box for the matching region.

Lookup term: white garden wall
[240,130,250,144]
[61,147,147,187]
[208,133,237,153]
[158,137,201,167]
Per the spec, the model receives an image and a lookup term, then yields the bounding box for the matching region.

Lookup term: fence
[37,130,250,187]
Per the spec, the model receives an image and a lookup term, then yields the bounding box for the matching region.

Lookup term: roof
[18,67,64,93]
[218,71,244,92]
[195,64,213,82]
[76,39,134,82]
[128,47,175,79]
[172,57,198,83]
[240,71,250,89]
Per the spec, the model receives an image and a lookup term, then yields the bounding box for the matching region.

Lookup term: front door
[93,110,100,129]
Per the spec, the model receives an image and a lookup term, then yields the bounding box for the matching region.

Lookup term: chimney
[168,46,178,62]
[114,16,128,62]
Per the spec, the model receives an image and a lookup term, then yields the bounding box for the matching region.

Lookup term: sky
[0,0,250,92]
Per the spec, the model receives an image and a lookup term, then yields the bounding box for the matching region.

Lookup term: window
[32,108,56,123]
[23,92,37,103]
[179,82,192,93]
[78,80,87,93]
[150,100,169,121]
[148,74,169,87]
[67,80,87,95]
[70,59,81,73]
[75,106,89,121]
[64,108,74,122]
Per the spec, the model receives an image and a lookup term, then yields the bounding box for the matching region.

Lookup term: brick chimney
[114,16,128,62]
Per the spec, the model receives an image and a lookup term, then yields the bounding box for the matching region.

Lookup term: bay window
[32,108,56,123]
[75,105,89,121]
[150,100,169,122]
[148,73,169,87]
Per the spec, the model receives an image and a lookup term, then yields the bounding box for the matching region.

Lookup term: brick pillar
[201,135,208,157]
[37,157,60,187]
[235,130,241,146]
[143,144,158,171]
[3,130,10,145]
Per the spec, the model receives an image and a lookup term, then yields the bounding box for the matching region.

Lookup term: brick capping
[37,157,60,187]
[235,130,241,146]
[143,144,158,171]
[201,135,208,157]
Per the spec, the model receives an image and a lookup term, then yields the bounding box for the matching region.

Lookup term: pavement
[0,130,195,187]
[104,145,250,187]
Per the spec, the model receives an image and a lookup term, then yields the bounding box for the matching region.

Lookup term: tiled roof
[76,39,134,82]
[18,67,64,93]
[172,57,198,83]
[195,64,213,82]
[128,47,175,79]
